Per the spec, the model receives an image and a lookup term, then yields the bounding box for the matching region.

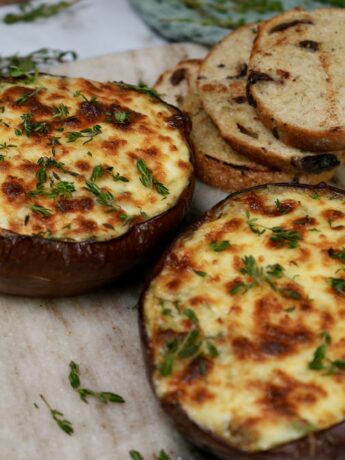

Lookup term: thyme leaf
[68,361,125,405]
[330,277,345,295]
[137,159,169,196]
[39,394,74,435]
[118,81,160,98]
[4,0,80,25]
[209,240,230,252]
[66,124,102,144]
[53,103,69,119]
[30,204,52,217]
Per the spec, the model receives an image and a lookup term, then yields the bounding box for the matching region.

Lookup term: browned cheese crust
[0,74,194,296]
[141,183,345,460]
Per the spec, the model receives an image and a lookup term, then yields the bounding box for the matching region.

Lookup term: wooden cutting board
[2,43,345,460]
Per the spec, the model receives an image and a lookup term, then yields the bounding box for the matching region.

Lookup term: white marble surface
[0,0,165,59]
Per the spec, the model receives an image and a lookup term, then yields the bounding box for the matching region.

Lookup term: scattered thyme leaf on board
[40,394,74,435]
[68,361,125,404]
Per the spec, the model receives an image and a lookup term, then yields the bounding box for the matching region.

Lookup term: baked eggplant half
[0,74,194,296]
[140,183,345,460]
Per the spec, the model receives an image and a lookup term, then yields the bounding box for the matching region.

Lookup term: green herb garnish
[245,211,265,235]
[118,81,159,98]
[47,136,61,156]
[84,180,116,209]
[0,142,16,151]
[53,103,69,119]
[105,110,130,124]
[330,277,345,295]
[194,270,207,277]
[4,0,80,25]
[328,247,345,265]
[39,394,74,435]
[274,198,288,214]
[73,90,97,103]
[230,256,301,299]
[129,451,144,460]
[66,124,102,144]
[209,240,230,252]
[308,331,345,374]
[68,361,125,404]
[30,204,52,217]
[18,112,47,137]
[269,227,301,249]
[137,159,169,196]
[14,87,43,105]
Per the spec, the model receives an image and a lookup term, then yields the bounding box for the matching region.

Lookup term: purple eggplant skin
[139,182,345,460]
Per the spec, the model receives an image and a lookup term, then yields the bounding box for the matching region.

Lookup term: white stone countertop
[0,0,166,60]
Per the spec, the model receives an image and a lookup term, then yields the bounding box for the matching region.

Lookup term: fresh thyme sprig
[230,255,301,299]
[308,331,345,374]
[137,159,169,197]
[0,142,16,151]
[245,211,265,235]
[117,81,160,98]
[328,247,345,265]
[159,325,218,377]
[47,136,61,156]
[209,240,230,251]
[66,125,102,144]
[330,277,345,295]
[14,87,44,105]
[16,112,48,137]
[270,227,301,249]
[68,361,125,405]
[0,48,77,81]
[73,90,97,103]
[53,103,69,119]
[39,394,74,435]
[89,164,129,183]
[84,180,117,210]
[105,110,130,125]
[245,211,301,248]
[4,0,81,25]
[30,204,52,217]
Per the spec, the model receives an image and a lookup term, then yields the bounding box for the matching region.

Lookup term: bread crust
[155,58,342,191]
[193,147,337,192]
[248,8,345,152]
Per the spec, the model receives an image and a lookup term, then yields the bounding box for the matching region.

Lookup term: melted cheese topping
[0,74,192,241]
[143,185,345,453]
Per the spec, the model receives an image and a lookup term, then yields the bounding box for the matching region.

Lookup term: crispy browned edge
[193,144,338,192]
[248,8,345,153]
[0,78,195,297]
[139,182,345,460]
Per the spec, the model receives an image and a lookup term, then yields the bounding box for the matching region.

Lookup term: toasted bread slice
[248,8,345,152]
[155,60,340,192]
[198,24,343,173]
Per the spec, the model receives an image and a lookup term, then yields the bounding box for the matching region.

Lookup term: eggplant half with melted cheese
[0,74,193,296]
[141,183,345,460]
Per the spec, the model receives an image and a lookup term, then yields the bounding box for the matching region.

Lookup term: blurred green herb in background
[4,0,81,24]
[0,48,77,80]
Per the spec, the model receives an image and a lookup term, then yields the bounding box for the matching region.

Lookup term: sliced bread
[248,8,345,152]
[197,23,343,173]
[154,60,339,192]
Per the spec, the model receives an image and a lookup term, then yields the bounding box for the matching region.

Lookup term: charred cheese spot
[144,185,345,453]
[0,74,191,241]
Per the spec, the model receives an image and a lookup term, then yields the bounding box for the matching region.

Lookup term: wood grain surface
[1,42,344,460]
